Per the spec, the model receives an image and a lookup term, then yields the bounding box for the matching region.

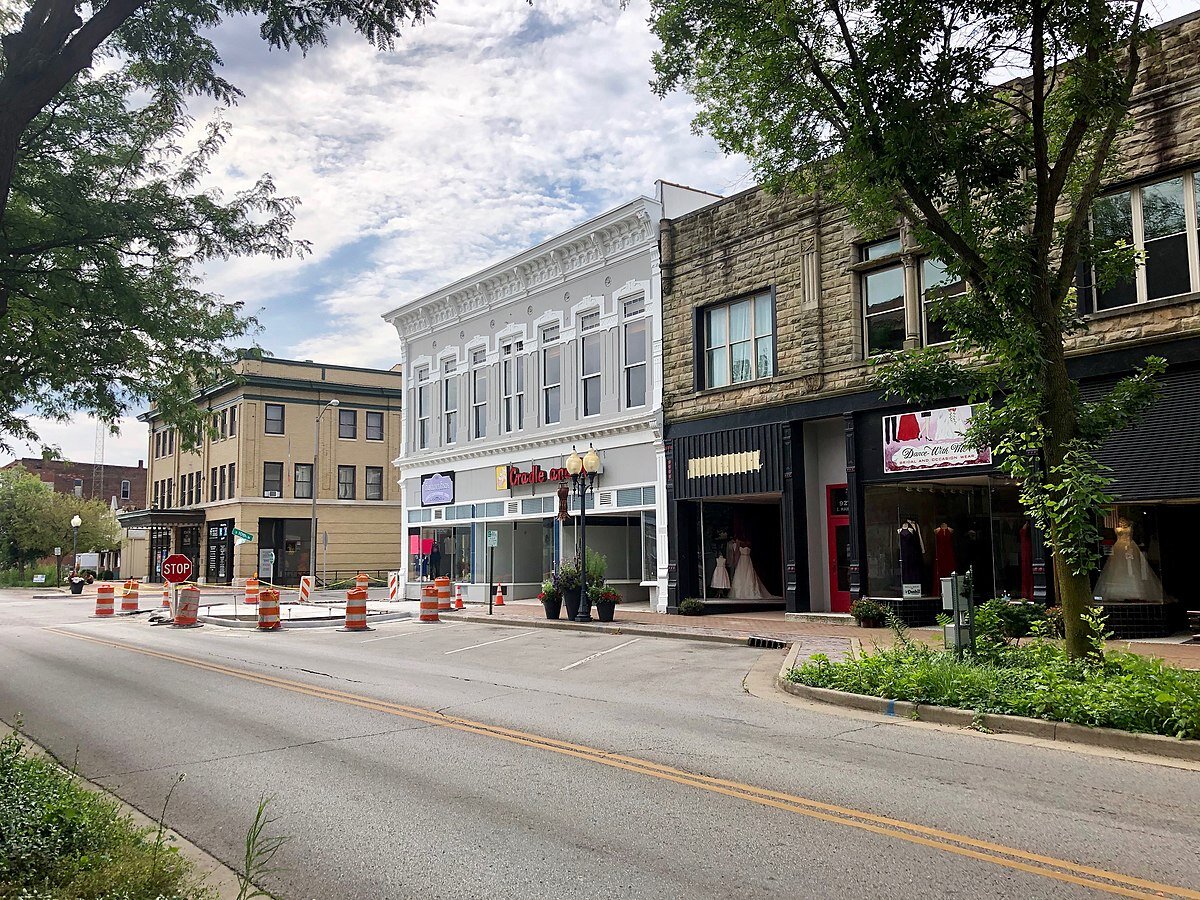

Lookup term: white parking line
[358,622,460,643]
[444,630,537,655]
[560,638,641,671]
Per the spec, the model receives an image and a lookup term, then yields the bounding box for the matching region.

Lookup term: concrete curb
[196,610,413,630]
[773,664,1200,762]
[3,724,244,899]
[448,612,759,646]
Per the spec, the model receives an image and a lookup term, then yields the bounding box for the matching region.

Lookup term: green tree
[651,0,1158,658]
[0,467,57,575]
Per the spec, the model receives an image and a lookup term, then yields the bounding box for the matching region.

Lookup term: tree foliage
[651,0,1159,657]
[0,467,119,574]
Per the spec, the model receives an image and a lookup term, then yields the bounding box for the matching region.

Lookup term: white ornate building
[384,182,719,608]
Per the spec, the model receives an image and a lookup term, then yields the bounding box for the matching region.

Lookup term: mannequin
[1094,518,1164,602]
[934,522,956,580]
[711,546,731,594]
[730,540,770,599]
[898,519,925,593]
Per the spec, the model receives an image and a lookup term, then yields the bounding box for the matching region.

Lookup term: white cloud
[1,415,148,469]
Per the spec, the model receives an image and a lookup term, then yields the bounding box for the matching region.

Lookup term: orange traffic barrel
[340,587,372,632]
[120,579,139,613]
[244,573,260,606]
[419,584,440,623]
[355,572,370,593]
[93,582,114,618]
[172,586,202,628]
[257,588,281,632]
[436,576,451,611]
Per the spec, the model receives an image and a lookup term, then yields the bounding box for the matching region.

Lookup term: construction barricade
[92,583,114,618]
[298,575,314,604]
[120,579,139,613]
[419,584,439,623]
[355,572,370,593]
[173,586,201,628]
[436,576,451,611]
[257,588,281,632]
[339,587,372,632]
[387,571,400,602]
[244,573,260,606]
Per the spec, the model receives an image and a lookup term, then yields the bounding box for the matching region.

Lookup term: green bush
[678,598,705,616]
[788,641,1200,740]
[974,598,1049,649]
[0,564,58,588]
[849,598,887,625]
[0,730,212,899]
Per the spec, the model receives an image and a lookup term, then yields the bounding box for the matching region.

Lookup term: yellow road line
[45,627,1199,899]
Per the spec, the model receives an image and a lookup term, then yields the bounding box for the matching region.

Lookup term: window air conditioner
[264,491,281,498]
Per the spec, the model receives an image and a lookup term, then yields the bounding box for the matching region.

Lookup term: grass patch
[0,729,213,899]
[789,642,1200,740]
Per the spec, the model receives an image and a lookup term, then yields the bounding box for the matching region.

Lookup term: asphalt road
[1,589,1198,900]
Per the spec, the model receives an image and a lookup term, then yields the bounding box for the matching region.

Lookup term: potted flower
[850,598,888,628]
[68,570,86,595]
[539,576,562,620]
[555,560,583,620]
[592,583,622,622]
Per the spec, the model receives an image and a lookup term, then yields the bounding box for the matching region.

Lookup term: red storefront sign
[501,464,570,489]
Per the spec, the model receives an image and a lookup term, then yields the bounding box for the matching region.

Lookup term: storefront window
[641,510,657,583]
[1094,506,1167,603]
[688,500,783,600]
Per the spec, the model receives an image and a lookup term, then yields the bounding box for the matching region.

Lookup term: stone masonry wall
[662,12,1200,426]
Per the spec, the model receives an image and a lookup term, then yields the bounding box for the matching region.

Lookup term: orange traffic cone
[494,584,505,607]
[454,584,464,610]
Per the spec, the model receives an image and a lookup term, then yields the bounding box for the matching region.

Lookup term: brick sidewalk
[451,600,1200,669]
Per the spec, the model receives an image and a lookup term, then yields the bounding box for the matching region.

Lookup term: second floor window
[294,463,313,499]
[623,298,647,409]
[366,411,384,441]
[265,403,285,435]
[416,369,431,450]
[543,343,561,425]
[861,239,906,356]
[227,463,236,499]
[120,480,130,501]
[365,466,383,500]
[702,291,774,388]
[921,258,964,345]
[229,405,237,436]
[443,361,458,445]
[220,409,228,439]
[581,313,602,417]
[218,465,226,501]
[263,462,283,496]
[472,360,489,439]
[339,408,357,439]
[502,341,524,432]
[210,467,217,502]
[337,465,355,500]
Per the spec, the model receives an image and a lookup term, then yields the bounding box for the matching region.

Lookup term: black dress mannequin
[898,520,924,587]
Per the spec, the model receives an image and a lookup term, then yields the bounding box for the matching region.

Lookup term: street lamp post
[310,399,340,588]
[70,514,82,573]
[566,444,601,623]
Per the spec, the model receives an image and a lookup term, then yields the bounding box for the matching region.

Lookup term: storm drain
[746,636,789,649]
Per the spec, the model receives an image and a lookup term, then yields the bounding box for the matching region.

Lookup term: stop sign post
[162,554,192,584]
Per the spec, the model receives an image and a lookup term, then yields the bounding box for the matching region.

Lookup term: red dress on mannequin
[935,526,956,579]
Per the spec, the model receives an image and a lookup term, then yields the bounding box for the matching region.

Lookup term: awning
[116,508,206,528]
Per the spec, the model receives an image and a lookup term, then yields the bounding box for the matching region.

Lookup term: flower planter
[595,600,616,623]
[563,589,581,622]
[69,579,85,595]
[855,617,885,629]
[541,596,562,620]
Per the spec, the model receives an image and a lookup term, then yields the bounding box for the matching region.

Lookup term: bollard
[244,573,260,606]
[256,588,281,632]
[339,587,373,632]
[436,576,451,611]
[419,584,440,623]
[172,586,202,628]
[454,583,464,610]
[494,583,505,607]
[387,571,400,602]
[298,575,314,604]
[92,583,115,618]
[120,578,139,613]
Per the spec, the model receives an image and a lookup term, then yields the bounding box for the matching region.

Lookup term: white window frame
[120,479,130,501]
[416,368,432,451]
[621,295,648,409]
[542,338,562,426]
[920,257,964,347]
[580,310,602,418]
[472,355,488,440]
[702,291,775,388]
[442,360,458,446]
[501,340,525,433]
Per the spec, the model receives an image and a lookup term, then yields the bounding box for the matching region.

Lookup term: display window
[863,476,1032,600]
[407,526,473,582]
[688,499,783,601]
[1094,505,1171,603]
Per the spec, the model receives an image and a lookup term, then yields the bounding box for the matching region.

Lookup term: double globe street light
[565,444,601,623]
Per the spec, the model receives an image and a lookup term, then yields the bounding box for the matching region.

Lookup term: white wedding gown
[730,546,770,600]
[1094,525,1164,602]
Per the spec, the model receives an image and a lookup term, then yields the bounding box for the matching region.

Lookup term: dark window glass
[864,263,906,355]
[337,465,355,500]
[366,411,384,441]
[265,403,285,434]
[229,406,237,436]
[339,408,357,439]
[263,462,283,496]
[218,465,226,501]
[921,257,964,345]
[210,467,217,502]
[1092,191,1137,310]
[1143,177,1189,301]
[294,463,313,499]
[366,466,383,500]
[227,463,235,498]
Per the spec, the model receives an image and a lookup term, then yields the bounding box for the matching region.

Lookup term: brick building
[2,457,147,509]
[660,11,1200,636]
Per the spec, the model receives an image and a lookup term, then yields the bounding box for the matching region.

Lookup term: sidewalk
[447,600,1200,669]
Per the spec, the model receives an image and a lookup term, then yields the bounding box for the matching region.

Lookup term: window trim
[443,360,458,446]
[338,407,358,440]
[622,297,649,409]
[262,461,283,497]
[698,288,776,390]
[365,410,384,442]
[542,342,562,426]
[859,238,907,358]
[294,462,313,500]
[920,257,965,347]
[501,340,525,433]
[416,367,432,450]
[120,479,130,501]
[365,465,384,501]
[337,465,356,500]
[472,357,488,439]
[580,309,602,418]
[264,403,285,435]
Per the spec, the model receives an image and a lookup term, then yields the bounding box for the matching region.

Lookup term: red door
[827,484,851,613]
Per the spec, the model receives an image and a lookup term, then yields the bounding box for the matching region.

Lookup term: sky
[5,0,751,469]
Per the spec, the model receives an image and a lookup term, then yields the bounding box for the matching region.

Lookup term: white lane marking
[358,622,460,643]
[444,630,537,655]
[560,638,642,671]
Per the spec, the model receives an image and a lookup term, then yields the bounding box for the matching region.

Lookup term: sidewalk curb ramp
[449,612,791,648]
[773,644,1200,763]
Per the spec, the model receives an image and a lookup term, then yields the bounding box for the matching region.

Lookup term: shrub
[678,598,705,616]
[0,730,212,898]
[974,598,1049,651]
[850,598,887,626]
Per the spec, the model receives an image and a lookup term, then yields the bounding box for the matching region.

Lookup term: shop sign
[421,472,455,506]
[687,450,762,479]
[882,405,991,474]
[496,464,570,491]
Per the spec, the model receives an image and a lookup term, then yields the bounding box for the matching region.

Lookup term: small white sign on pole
[487,530,498,548]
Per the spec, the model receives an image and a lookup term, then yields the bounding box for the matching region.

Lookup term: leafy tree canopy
[0,466,119,573]
[651,0,1161,657]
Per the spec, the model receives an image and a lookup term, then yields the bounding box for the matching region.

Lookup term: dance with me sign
[882,405,991,473]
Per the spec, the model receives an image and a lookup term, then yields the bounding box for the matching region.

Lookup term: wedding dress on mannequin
[730,543,770,600]
[1094,519,1164,602]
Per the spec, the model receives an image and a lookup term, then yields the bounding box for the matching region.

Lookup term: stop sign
[161,554,193,584]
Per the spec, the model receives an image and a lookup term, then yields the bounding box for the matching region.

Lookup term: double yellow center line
[47,628,1199,899]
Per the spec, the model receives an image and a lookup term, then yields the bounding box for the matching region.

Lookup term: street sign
[258,549,276,577]
[53,546,61,556]
[322,531,329,549]
[487,530,498,548]
[232,527,253,544]
[161,554,193,584]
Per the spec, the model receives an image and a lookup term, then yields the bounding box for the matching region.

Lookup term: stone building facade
[118,357,404,586]
[660,11,1200,636]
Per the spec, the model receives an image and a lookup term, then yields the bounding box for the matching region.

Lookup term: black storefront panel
[673,423,784,499]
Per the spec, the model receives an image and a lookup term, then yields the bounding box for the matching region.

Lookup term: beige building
[119,356,404,586]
